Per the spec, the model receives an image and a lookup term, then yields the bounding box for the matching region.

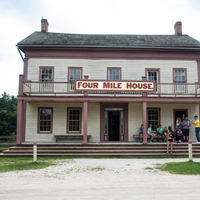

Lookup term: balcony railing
[23,81,200,97]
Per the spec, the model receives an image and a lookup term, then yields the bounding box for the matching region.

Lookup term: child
[139,124,143,142]
[147,124,156,144]
[162,126,168,141]
[157,124,164,142]
[166,126,174,154]
[176,117,182,143]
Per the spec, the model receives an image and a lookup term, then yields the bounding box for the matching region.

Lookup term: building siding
[27,59,198,83]
[25,102,100,143]
[87,103,100,142]
[25,102,84,142]
[25,102,198,143]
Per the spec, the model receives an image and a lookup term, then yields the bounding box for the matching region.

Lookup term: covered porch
[16,96,200,145]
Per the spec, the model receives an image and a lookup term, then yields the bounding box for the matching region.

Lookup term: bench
[133,134,166,141]
[54,135,91,142]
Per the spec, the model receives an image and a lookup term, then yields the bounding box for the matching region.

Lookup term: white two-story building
[16,19,200,144]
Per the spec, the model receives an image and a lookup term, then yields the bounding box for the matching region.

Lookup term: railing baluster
[22,81,198,97]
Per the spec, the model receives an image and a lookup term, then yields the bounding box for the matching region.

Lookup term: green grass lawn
[1,156,200,174]
[0,147,9,151]
[157,161,200,175]
[0,157,58,173]
[0,143,16,146]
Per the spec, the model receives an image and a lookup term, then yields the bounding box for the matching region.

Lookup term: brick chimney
[41,19,49,32]
[174,21,182,35]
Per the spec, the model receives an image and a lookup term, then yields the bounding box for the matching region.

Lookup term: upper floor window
[147,71,158,92]
[107,68,121,80]
[69,69,82,82]
[40,67,54,92]
[174,69,186,92]
[147,71,158,82]
[38,107,53,133]
[68,67,82,91]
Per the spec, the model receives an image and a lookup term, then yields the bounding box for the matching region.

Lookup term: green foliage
[157,161,200,175]
[0,92,17,136]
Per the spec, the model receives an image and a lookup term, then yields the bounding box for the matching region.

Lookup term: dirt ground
[0,158,200,200]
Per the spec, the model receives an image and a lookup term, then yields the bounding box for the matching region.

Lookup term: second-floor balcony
[22,81,200,98]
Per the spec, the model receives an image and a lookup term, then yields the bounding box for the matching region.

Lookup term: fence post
[33,141,37,163]
[188,140,193,162]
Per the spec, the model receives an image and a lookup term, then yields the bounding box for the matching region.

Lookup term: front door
[100,103,128,142]
[108,111,120,141]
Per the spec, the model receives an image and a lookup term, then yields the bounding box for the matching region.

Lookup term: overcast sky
[0,0,200,96]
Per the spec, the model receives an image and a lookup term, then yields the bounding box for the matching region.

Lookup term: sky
[0,0,200,96]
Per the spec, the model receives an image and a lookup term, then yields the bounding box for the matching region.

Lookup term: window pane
[105,108,123,111]
[121,111,123,135]
[105,111,107,135]
[147,71,158,83]
[68,109,81,132]
[148,109,159,131]
[39,109,52,132]
[69,69,81,81]
[41,68,53,82]
[174,70,185,92]
[108,69,120,80]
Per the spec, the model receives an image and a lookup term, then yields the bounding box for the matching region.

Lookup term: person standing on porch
[166,126,174,154]
[181,116,191,143]
[147,124,156,144]
[189,115,200,143]
[176,117,182,143]
[139,124,143,142]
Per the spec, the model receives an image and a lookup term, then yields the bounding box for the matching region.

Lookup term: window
[38,108,53,133]
[147,108,160,131]
[147,71,158,82]
[107,68,121,80]
[68,67,82,91]
[40,67,54,92]
[147,71,158,91]
[174,69,186,92]
[67,108,82,133]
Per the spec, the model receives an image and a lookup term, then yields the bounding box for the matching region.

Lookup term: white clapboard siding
[25,102,84,142]
[25,102,100,143]
[87,103,100,142]
[128,103,143,142]
[27,59,198,83]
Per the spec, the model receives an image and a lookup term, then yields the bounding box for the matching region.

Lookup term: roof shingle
[17,31,200,49]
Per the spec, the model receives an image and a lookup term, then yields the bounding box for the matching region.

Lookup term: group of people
[175,115,200,144]
[139,115,200,154]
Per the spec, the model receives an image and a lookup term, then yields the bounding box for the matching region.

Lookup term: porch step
[1,144,200,157]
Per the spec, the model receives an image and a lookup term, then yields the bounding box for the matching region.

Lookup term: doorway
[108,111,120,141]
[174,109,188,141]
[100,103,128,142]
[174,109,188,128]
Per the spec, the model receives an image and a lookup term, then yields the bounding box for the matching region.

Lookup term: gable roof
[17,31,200,49]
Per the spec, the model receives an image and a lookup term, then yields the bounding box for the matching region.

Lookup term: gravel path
[0,158,200,200]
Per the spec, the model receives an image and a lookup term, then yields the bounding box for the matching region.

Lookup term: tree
[0,92,17,136]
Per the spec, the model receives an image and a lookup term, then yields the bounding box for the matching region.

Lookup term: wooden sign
[75,80,155,92]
